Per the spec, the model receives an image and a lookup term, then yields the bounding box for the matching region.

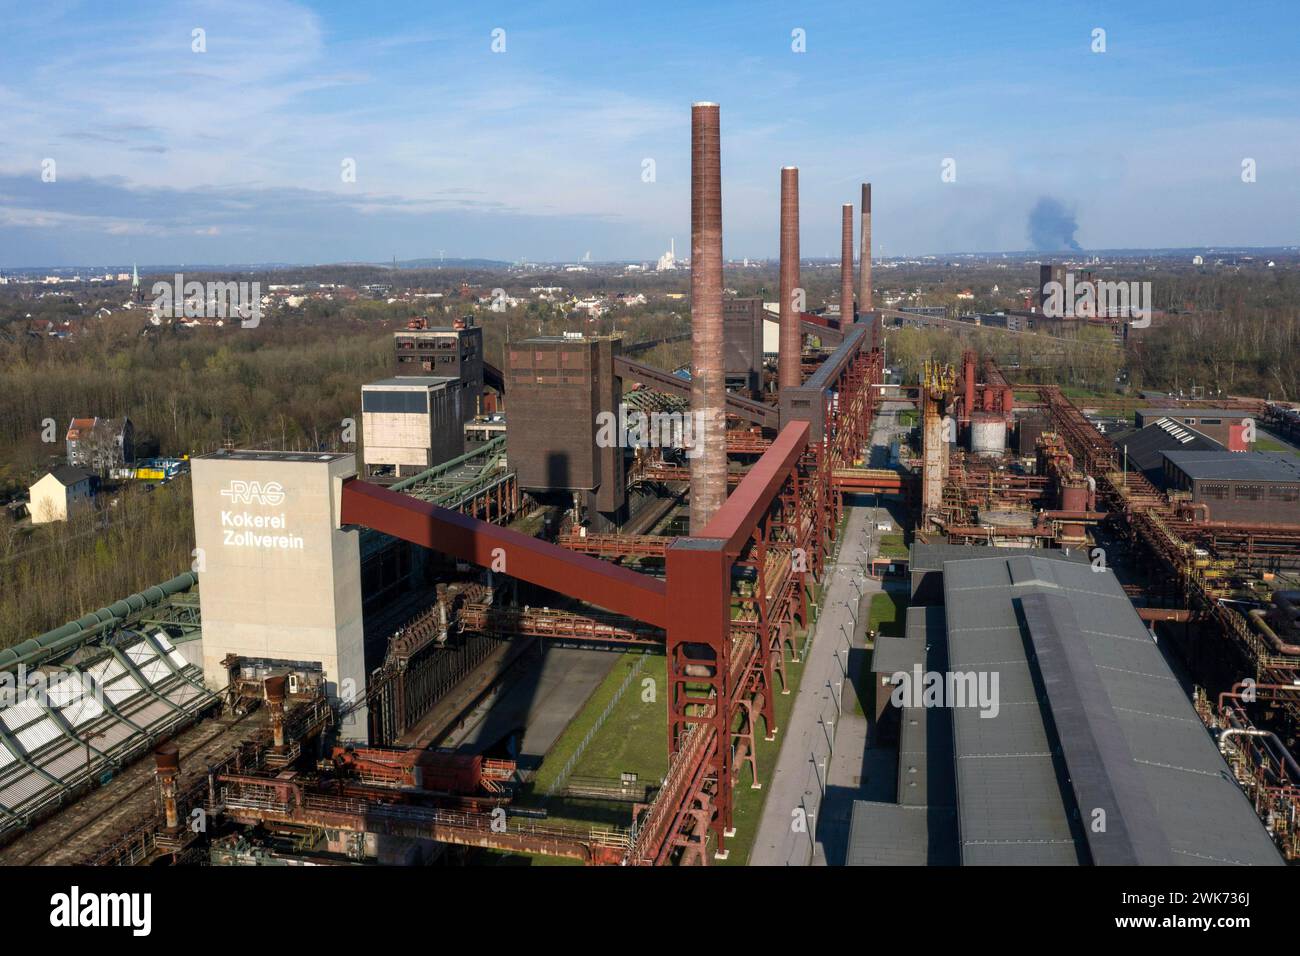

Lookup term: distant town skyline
[1,0,1297,267]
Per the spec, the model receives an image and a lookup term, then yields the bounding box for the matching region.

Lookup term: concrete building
[1161,449,1300,524]
[1110,418,1224,488]
[66,417,134,475]
[28,466,95,523]
[361,376,464,479]
[392,317,483,426]
[505,334,625,527]
[722,297,764,397]
[1135,407,1254,450]
[190,450,367,741]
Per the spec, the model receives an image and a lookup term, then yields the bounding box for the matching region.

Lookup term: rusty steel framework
[76,104,891,868]
[333,321,884,864]
[1009,378,1300,857]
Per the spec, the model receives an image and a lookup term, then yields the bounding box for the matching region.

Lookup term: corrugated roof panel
[15,717,62,753]
[1,698,46,732]
[104,674,142,705]
[0,740,14,770]
[138,657,171,685]
[44,674,86,708]
[37,747,95,780]
[93,720,138,752]
[122,699,173,730]
[0,769,52,810]
[60,694,105,728]
[125,640,158,666]
[166,681,205,709]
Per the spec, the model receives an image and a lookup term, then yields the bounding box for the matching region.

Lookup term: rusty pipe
[1136,607,1193,623]
[265,674,288,751]
[154,742,181,832]
[689,102,727,533]
[1218,681,1300,712]
[1249,609,1300,656]
[778,166,801,390]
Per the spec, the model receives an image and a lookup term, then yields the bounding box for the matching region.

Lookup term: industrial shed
[1161,449,1300,524]
[855,545,1282,866]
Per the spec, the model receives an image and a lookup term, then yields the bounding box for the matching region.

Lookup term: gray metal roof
[941,554,1282,866]
[1162,449,1300,483]
[45,465,94,486]
[897,607,955,809]
[1112,419,1223,485]
[1139,407,1254,421]
[846,801,959,866]
[196,449,350,462]
[363,376,456,390]
[909,542,1089,574]
[871,634,925,677]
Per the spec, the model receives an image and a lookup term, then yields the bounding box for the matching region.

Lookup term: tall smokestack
[778,166,801,390]
[840,203,854,323]
[859,183,872,316]
[689,102,726,534]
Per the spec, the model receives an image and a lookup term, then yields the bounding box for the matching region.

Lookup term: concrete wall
[28,473,92,524]
[191,451,367,742]
[362,383,464,476]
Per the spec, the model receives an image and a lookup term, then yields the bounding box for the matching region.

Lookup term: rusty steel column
[690,102,727,534]
[265,675,287,752]
[154,742,182,833]
[858,183,872,315]
[778,167,801,390]
[840,203,854,323]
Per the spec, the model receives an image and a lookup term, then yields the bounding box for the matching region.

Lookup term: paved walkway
[749,401,912,866]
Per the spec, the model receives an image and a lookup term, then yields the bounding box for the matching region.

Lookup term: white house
[28,466,95,524]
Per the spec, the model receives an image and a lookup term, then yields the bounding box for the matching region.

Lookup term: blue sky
[1,0,1297,266]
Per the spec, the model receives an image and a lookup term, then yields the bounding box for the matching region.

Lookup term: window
[363,390,428,414]
[1267,485,1299,503]
[1233,484,1263,501]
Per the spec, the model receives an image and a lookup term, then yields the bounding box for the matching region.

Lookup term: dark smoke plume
[1027,197,1081,251]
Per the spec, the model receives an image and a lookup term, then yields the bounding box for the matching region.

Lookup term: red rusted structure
[328,104,890,865]
[338,321,884,865]
[340,480,668,628]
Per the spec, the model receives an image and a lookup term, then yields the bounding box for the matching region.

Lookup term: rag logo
[220,480,286,506]
[50,886,151,937]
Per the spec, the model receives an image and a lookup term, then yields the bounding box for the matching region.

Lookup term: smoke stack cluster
[689,102,726,534]
[840,203,854,323]
[859,183,872,316]
[778,166,801,390]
